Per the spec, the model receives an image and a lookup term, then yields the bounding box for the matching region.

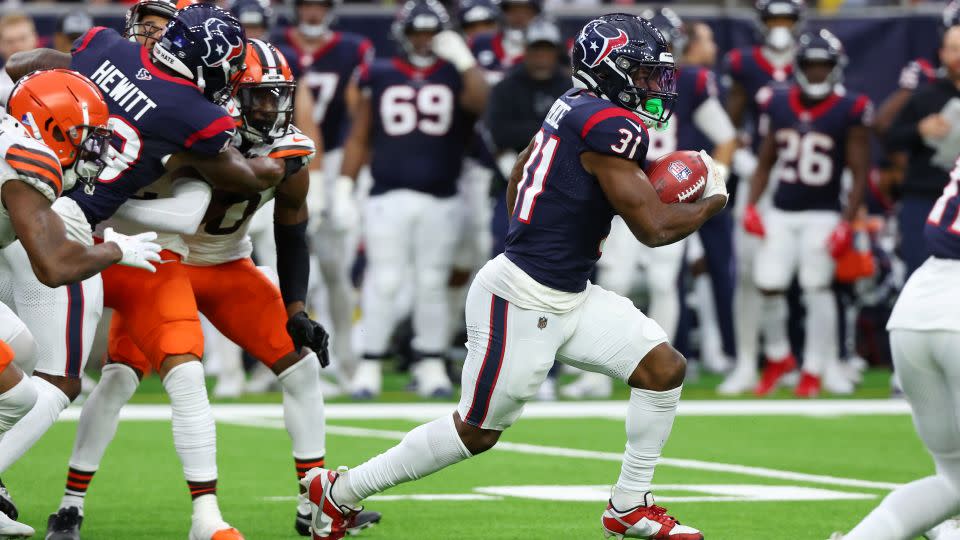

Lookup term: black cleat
[0,479,18,520]
[46,507,82,540]
[295,509,381,537]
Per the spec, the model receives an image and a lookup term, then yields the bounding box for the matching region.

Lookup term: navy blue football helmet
[755,0,804,50]
[794,28,846,100]
[152,4,247,105]
[458,0,501,30]
[230,0,274,33]
[639,7,687,56]
[572,14,677,125]
[393,0,449,63]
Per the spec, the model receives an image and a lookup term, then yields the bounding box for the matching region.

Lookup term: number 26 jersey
[506,89,650,293]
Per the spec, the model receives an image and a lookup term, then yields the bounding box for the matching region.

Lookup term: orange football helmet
[236,39,296,143]
[7,69,112,188]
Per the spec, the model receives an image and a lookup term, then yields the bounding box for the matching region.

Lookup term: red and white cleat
[794,372,821,398]
[754,353,797,396]
[301,467,356,540]
[601,493,703,539]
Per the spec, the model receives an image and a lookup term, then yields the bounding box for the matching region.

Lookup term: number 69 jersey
[505,89,650,294]
[361,58,468,198]
[760,85,872,213]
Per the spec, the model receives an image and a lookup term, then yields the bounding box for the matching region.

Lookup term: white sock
[332,414,471,507]
[733,278,761,373]
[760,295,790,360]
[0,375,37,434]
[277,353,326,466]
[61,363,140,512]
[845,475,960,540]
[162,362,218,484]
[803,289,837,376]
[0,377,69,471]
[612,386,682,510]
[192,493,226,529]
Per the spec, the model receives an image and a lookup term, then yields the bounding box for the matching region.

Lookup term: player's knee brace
[370,265,403,299]
[417,267,448,296]
[0,374,37,433]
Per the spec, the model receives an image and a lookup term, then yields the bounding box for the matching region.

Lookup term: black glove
[286,311,330,368]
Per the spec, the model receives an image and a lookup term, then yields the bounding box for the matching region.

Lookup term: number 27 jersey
[506,89,650,293]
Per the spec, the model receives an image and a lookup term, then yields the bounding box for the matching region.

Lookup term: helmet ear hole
[51,126,66,143]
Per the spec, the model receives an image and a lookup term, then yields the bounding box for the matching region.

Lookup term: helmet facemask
[124,2,176,49]
[238,83,294,144]
[64,120,113,194]
[596,54,678,126]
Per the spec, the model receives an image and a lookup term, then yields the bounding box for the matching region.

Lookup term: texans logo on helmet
[201,18,245,68]
[578,21,629,68]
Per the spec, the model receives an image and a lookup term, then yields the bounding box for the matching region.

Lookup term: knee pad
[7,325,37,375]
[369,264,403,300]
[0,376,37,432]
[417,267,448,294]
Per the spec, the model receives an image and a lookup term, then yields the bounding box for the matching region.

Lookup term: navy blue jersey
[925,165,960,259]
[506,89,650,293]
[273,30,373,151]
[469,31,522,84]
[760,85,872,212]
[68,27,235,226]
[722,45,793,151]
[361,58,467,198]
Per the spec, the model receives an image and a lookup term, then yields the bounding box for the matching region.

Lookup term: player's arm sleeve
[112,177,212,235]
[2,144,62,202]
[181,112,238,157]
[580,109,649,164]
[885,91,924,151]
[692,70,736,146]
[273,167,310,307]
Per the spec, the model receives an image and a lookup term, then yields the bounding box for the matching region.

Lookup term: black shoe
[295,509,382,536]
[46,507,82,540]
[0,478,18,520]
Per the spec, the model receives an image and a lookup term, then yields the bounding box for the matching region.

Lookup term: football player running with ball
[302,14,727,540]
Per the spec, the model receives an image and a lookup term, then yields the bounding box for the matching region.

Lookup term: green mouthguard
[645,98,668,131]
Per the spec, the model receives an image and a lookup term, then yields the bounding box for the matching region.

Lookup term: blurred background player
[458,0,500,40]
[302,14,727,540]
[569,7,736,399]
[46,40,380,540]
[0,68,162,537]
[744,29,872,398]
[272,0,374,392]
[229,0,273,41]
[468,0,538,85]
[830,158,960,540]
[53,12,93,54]
[0,13,39,105]
[342,0,488,399]
[886,20,960,281]
[720,0,804,395]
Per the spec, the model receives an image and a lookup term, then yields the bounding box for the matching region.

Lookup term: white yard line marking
[264,485,873,504]
[55,399,912,422]
[222,419,902,491]
[264,494,501,502]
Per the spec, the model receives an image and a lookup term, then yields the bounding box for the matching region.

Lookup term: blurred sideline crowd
[0,0,956,402]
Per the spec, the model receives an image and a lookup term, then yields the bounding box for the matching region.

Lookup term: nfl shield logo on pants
[538,316,548,330]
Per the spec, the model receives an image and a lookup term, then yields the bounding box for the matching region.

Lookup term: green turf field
[3,369,935,540]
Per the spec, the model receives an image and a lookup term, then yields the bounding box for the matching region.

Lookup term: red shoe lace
[644,505,677,526]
